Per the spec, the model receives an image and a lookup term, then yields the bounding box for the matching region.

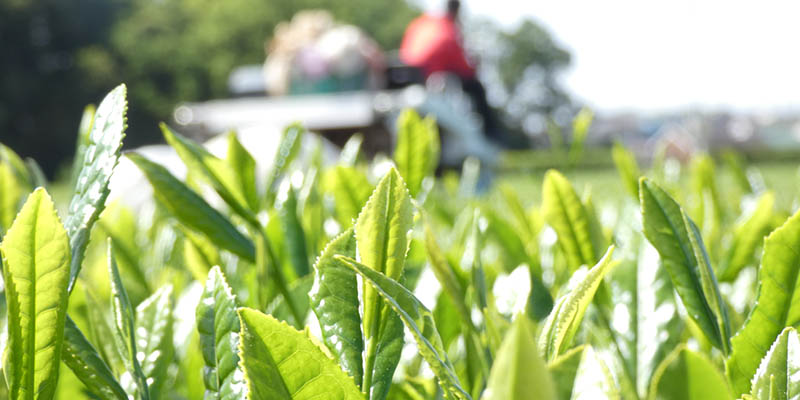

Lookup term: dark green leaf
[127,153,255,262]
[639,178,729,353]
[308,228,363,386]
[62,316,128,400]
[337,256,471,400]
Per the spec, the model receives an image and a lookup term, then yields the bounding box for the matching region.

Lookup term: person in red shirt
[399,0,501,140]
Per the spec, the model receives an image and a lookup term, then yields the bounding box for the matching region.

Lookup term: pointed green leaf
[227,132,259,212]
[277,184,310,277]
[549,345,619,400]
[1,188,71,400]
[339,133,363,166]
[135,284,173,396]
[750,327,800,400]
[543,169,603,271]
[162,124,257,222]
[336,256,471,400]
[393,109,440,197]
[61,316,128,400]
[539,246,616,361]
[237,308,363,400]
[107,241,149,400]
[308,228,364,386]
[727,209,800,395]
[265,123,305,202]
[64,84,126,292]
[483,315,554,400]
[611,142,641,199]
[639,178,729,352]
[424,223,470,327]
[197,266,246,400]
[568,108,593,166]
[354,168,413,398]
[647,346,732,400]
[718,192,774,282]
[0,162,26,235]
[127,153,255,262]
[323,166,373,227]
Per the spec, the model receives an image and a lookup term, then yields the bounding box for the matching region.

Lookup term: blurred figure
[264,10,385,96]
[399,0,501,140]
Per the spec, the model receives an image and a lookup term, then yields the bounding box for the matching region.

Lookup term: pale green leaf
[354,168,413,398]
[539,246,616,361]
[322,166,373,228]
[196,266,246,400]
[728,209,800,395]
[337,256,470,400]
[718,192,774,282]
[611,141,641,199]
[308,228,363,386]
[543,169,603,271]
[1,188,71,400]
[393,109,440,197]
[127,153,255,262]
[237,308,363,400]
[135,285,173,396]
[549,345,619,400]
[483,315,554,400]
[750,327,800,400]
[226,131,259,212]
[265,123,305,203]
[64,84,127,292]
[107,241,149,400]
[647,346,732,400]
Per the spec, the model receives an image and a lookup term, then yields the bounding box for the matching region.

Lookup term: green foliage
[64,84,127,292]
[484,315,553,400]
[727,208,800,395]
[237,308,363,400]
[2,189,71,400]
[394,110,440,197]
[647,346,732,400]
[8,86,800,400]
[639,178,730,354]
[539,246,616,361]
[749,328,800,400]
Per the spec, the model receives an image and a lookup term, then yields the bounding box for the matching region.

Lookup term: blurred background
[2,0,799,178]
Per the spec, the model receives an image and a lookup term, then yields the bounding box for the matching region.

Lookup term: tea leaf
[62,316,128,400]
[1,188,71,400]
[308,228,364,386]
[727,209,800,395]
[196,266,246,400]
[749,327,800,400]
[640,178,729,352]
[484,315,553,400]
[394,109,440,197]
[237,308,363,400]
[539,246,616,361]
[128,153,255,262]
[64,84,126,292]
[107,240,150,399]
[337,256,470,400]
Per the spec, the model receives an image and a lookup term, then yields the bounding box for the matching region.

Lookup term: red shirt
[399,14,476,79]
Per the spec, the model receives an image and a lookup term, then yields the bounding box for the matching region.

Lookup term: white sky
[417,0,800,113]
